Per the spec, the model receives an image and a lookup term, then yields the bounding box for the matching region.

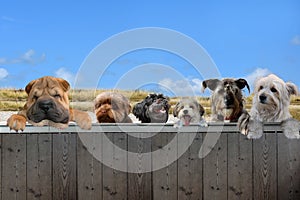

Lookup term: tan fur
[7,76,92,131]
[94,92,132,123]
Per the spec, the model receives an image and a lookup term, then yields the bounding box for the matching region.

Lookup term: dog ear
[286,82,298,96]
[201,79,221,92]
[173,102,180,117]
[235,78,250,93]
[25,79,37,94]
[198,103,205,117]
[56,78,70,92]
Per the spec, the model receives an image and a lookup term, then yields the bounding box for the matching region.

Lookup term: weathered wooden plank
[0,134,2,200]
[227,133,253,200]
[253,132,277,200]
[152,132,178,200]
[1,134,27,200]
[26,134,52,199]
[277,133,300,200]
[77,133,102,200]
[203,132,228,200]
[52,133,77,200]
[102,132,128,200]
[127,133,152,200]
[177,132,203,200]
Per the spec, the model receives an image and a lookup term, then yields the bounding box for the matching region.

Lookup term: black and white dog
[133,94,170,123]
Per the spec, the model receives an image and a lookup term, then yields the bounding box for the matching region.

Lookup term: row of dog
[6,74,300,139]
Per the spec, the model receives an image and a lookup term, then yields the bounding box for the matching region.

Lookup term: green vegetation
[1,89,300,120]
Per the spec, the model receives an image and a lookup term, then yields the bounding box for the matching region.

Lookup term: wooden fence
[0,123,299,200]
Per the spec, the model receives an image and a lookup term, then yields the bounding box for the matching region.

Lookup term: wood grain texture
[102,132,128,200]
[203,132,228,200]
[227,133,253,200]
[52,133,77,200]
[1,134,26,200]
[77,133,103,200]
[152,132,178,200]
[277,133,300,200]
[177,132,203,200]
[26,134,52,199]
[253,132,277,200]
[127,133,152,200]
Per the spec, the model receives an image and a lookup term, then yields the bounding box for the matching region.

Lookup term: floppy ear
[286,82,298,96]
[132,102,145,119]
[173,102,180,117]
[198,103,205,117]
[25,80,37,95]
[201,79,221,92]
[235,78,250,93]
[56,78,70,92]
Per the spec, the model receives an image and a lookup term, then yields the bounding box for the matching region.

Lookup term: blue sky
[0,0,299,96]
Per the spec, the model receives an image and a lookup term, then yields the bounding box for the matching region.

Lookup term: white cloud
[0,68,9,80]
[159,78,203,96]
[0,49,46,65]
[244,68,271,88]
[291,35,300,45]
[55,68,75,86]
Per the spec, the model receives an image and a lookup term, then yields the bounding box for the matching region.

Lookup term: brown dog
[202,78,250,122]
[7,76,92,131]
[94,92,132,123]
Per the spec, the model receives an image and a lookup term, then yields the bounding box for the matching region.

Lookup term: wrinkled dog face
[202,78,250,122]
[94,92,132,123]
[25,76,70,126]
[133,94,170,123]
[251,74,298,122]
[173,98,204,126]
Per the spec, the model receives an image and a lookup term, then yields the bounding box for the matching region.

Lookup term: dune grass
[1,89,300,120]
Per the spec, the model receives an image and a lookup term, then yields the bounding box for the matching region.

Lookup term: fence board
[102,132,128,200]
[1,134,26,200]
[77,133,103,200]
[203,132,228,200]
[227,133,253,200]
[127,133,152,200]
[52,133,77,200]
[26,134,52,200]
[177,132,203,200]
[253,132,277,200]
[277,133,300,200]
[152,132,178,200]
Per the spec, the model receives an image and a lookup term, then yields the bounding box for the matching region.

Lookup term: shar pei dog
[7,76,92,131]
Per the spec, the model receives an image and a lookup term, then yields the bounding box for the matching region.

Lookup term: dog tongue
[183,115,191,126]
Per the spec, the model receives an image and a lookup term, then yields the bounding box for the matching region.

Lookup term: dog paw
[199,119,208,127]
[237,112,250,135]
[76,114,92,130]
[173,120,183,128]
[281,118,300,139]
[246,120,264,139]
[7,114,27,132]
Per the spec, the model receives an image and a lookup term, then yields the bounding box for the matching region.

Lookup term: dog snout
[38,100,54,112]
[224,94,234,106]
[259,94,267,104]
[183,110,189,115]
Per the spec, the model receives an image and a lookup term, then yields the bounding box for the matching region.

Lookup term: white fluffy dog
[239,74,299,139]
[173,98,207,127]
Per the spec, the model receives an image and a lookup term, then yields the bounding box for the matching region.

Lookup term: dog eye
[271,87,277,93]
[54,94,61,99]
[190,105,194,109]
[259,86,263,91]
[33,95,39,100]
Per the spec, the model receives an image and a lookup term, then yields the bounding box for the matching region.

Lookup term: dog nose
[259,95,267,103]
[183,110,188,115]
[39,100,54,112]
[224,95,233,106]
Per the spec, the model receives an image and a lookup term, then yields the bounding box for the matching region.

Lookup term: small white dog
[238,74,299,139]
[173,98,207,127]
